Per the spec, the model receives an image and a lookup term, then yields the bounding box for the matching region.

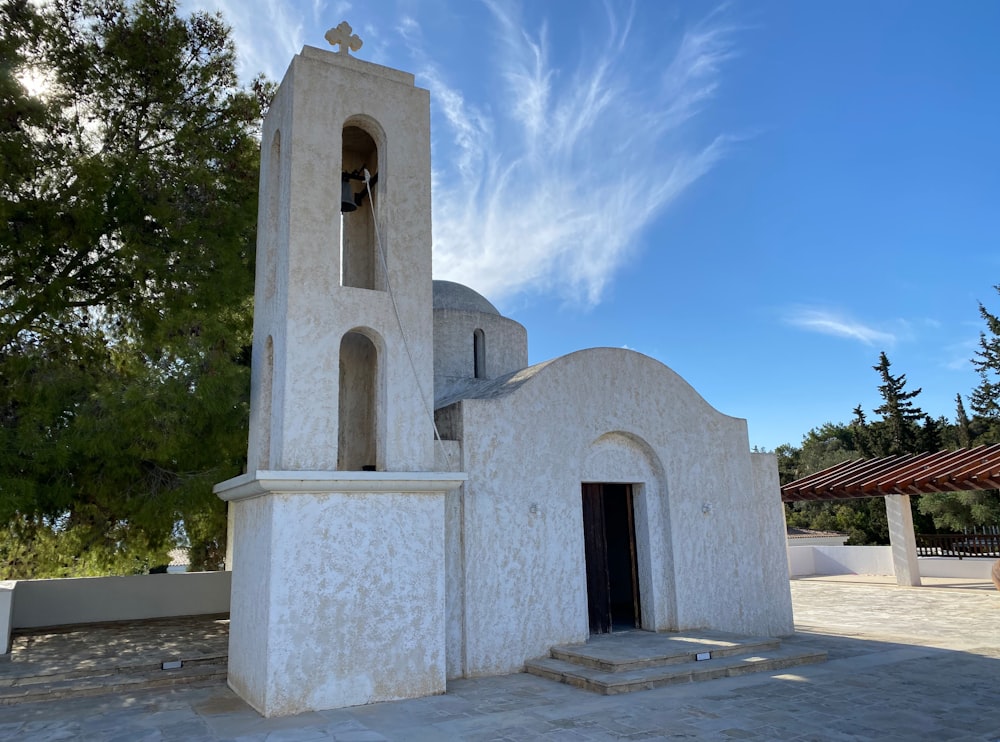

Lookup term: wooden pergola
[781,444,1000,501]
[780,444,1000,586]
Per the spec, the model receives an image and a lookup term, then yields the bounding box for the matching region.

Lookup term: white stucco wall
[446,348,794,678]
[787,546,995,579]
[225,484,451,717]
[0,582,14,655]
[749,452,796,631]
[250,46,437,474]
[433,307,528,401]
[9,572,231,629]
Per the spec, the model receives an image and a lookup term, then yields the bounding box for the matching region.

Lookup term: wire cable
[362,169,452,469]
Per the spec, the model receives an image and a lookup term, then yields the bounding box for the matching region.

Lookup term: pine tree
[872,352,924,455]
[954,393,972,448]
[969,287,1000,428]
[850,404,875,457]
[0,0,265,577]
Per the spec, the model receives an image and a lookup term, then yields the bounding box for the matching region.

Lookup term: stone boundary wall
[788,545,994,580]
[8,571,231,631]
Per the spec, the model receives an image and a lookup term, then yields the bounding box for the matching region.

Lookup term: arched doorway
[582,483,641,633]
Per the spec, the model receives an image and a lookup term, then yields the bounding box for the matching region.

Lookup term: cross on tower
[325,21,363,56]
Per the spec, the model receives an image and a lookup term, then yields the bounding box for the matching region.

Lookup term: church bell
[340,174,358,213]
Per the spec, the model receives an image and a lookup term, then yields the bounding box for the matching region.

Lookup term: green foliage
[782,358,938,544]
[785,498,888,546]
[0,0,264,577]
[870,352,924,455]
[969,286,1000,422]
[917,491,1000,534]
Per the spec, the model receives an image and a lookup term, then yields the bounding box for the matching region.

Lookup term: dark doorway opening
[581,483,641,634]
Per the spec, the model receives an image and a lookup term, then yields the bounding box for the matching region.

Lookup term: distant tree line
[776,289,1000,544]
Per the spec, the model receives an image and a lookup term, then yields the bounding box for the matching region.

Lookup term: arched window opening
[338,331,378,470]
[473,329,486,379]
[340,124,380,290]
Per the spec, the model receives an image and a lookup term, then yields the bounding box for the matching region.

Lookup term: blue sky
[180,0,1000,451]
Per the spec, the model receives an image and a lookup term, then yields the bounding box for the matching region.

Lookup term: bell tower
[246,22,437,474]
[215,24,465,718]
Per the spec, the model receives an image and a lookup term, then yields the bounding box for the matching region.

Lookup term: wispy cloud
[785,307,897,347]
[180,0,736,307]
[942,337,978,371]
[413,3,738,306]
[180,0,347,81]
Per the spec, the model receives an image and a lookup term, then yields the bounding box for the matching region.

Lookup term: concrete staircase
[0,616,229,705]
[525,630,826,695]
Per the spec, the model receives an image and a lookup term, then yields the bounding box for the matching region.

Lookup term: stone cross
[325,21,363,56]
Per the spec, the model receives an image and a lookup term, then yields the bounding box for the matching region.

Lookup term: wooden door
[581,483,611,633]
[582,483,641,634]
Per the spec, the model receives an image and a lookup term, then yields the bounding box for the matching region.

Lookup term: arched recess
[264,130,280,301]
[473,329,486,379]
[341,117,383,291]
[256,335,274,469]
[338,329,381,470]
[581,431,675,632]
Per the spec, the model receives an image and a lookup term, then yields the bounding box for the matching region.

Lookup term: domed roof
[433,280,499,315]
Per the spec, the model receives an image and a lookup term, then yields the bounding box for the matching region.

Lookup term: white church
[214,26,793,718]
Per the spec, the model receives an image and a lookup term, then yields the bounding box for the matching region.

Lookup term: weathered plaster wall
[252,46,436,474]
[448,348,793,677]
[227,494,274,710]
[433,308,528,401]
[226,488,447,717]
[749,452,795,634]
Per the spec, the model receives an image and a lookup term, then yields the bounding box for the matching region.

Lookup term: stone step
[550,632,783,673]
[0,656,228,705]
[525,644,827,695]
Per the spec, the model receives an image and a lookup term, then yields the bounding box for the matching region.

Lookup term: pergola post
[885,494,921,587]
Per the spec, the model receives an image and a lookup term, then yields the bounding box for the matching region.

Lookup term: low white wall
[788,545,996,580]
[11,571,231,630]
[916,557,995,580]
[0,581,14,654]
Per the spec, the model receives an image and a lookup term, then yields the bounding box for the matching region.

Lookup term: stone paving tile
[0,580,998,740]
[0,614,230,687]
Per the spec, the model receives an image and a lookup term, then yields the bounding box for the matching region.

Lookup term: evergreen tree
[0,0,265,577]
[917,415,944,454]
[871,351,924,455]
[954,393,972,448]
[969,287,1000,436]
[850,404,875,457]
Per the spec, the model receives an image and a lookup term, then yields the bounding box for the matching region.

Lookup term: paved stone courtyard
[0,577,997,741]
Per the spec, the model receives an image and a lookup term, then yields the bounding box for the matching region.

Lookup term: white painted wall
[9,572,231,629]
[787,545,893,576]
[0,581,14,655]
[221,482,455,717]
[250,46,437,474]
[918,557,996,579]
[433,305,528,402]
[787,545,995,580]
[447,348,795,679]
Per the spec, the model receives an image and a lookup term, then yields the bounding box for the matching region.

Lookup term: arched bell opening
[338,330,380,471]
[340,123,381,291]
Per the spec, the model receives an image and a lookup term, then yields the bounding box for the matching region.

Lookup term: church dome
[433,280,500,315]
[432,280,528,404]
